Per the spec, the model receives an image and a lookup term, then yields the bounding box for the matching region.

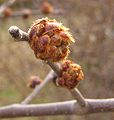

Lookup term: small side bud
[27,76,42,88]
[3,7,12,18]
[22,9,31,19]
[41,1,53,14]
[56,60,84,89]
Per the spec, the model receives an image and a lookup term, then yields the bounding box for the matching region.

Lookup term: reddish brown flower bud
[39,35,50,46]
[56,60,84,89]
[22,9,31,19]
[41,1,53,14]
[3,7,12,18]
[27,76,42,88]
[28,18,75,62]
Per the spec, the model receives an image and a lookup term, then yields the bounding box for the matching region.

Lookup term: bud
[56,60,84,89]
[28,18,74,62]
[41,1,53,14]
[27,76,42,88]
[3,7,12,18]
[22,9,31,19]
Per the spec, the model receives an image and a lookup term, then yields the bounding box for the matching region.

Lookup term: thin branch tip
[8,26,19,32]
[8,26,19,38]
[8,26,29,41]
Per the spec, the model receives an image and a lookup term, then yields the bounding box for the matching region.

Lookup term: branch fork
[6,25,114,118]
[9,26,87,106]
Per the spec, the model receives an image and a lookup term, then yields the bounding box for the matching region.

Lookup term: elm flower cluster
[56,60,84,89]
[28,18,74,62]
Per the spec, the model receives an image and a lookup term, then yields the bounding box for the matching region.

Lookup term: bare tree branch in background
[0,0,16,16]
[0,9,64,19]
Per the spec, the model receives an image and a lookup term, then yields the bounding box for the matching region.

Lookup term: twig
[21,70,56,104]
[7,24,114,118]
[0,99,114,118]
[46,61,61,76]
[8,26,29,41]
[69,88,87,107]
[47,60,87,107]
[0,0,16,15]
[8,26,87,107]
[0,9,65,19]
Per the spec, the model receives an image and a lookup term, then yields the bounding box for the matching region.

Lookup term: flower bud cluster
[56,60,84,89]
[28,18,74,62]
[28,18,84,89]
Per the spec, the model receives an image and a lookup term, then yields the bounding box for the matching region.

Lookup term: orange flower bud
[3,7,12,18]
[56,60,84,89]
[22,9,31,19]
[27,76,42,88]
[41,1,53,14]
[28,18,75,62]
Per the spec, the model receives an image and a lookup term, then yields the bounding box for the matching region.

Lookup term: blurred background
[0,0,114,120]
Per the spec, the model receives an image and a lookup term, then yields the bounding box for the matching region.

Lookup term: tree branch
[0,9,65,19]
[69,88,88,107]
[8,26,29,41]
[8,25,114,117]
[0,0,16,15]
[46,61,61,76]
[8,26,87,107]
[0,99,114,118]
[47,60,87,107]
[21,70,56,104]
